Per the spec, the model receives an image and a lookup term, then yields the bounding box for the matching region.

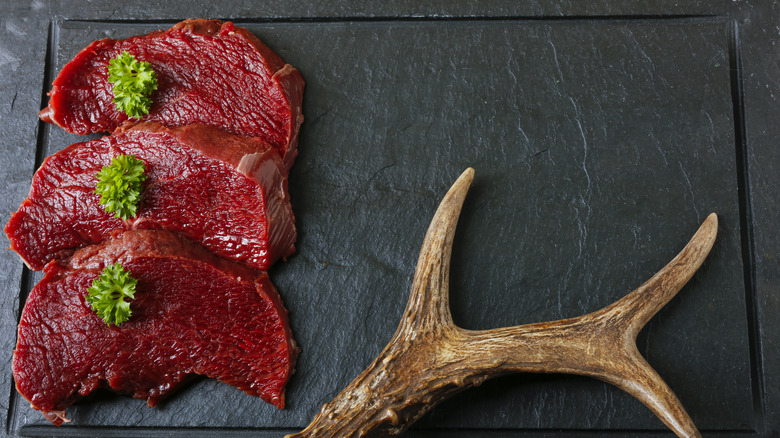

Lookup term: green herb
[107,51,158,119]
[95,154,146,220]
[86,262,137,326]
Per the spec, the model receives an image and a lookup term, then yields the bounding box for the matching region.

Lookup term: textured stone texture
[0,2,777,437]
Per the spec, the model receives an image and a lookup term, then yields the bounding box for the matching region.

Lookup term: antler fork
[288,168,717,438]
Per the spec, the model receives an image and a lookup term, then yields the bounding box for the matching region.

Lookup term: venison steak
[13,229,298,425]
[4,122,296,271]
[39,19,304,170]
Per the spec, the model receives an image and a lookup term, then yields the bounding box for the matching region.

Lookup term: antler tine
[598,351,702,438]
[598,213,718,339]
[395,167,474,337]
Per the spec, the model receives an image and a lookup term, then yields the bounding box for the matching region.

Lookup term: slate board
[0,2,778,437]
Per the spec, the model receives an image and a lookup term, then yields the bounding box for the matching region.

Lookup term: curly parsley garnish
[107,51,158,119]
[95,154,146,220]
[86,262,137,326]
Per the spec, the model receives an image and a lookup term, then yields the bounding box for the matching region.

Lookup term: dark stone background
[0,1,777,437]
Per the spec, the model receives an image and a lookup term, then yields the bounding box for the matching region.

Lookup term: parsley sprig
[95,154,146,220]
[107,51,158,119]
[86,262,137,326]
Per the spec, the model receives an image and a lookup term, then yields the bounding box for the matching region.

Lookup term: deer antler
[288,168,717,438]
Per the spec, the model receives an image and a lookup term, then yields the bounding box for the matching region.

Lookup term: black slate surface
[0,2,778,437]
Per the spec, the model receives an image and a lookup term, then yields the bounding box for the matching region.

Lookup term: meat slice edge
[39,19,305,170]
[13,229,298,425]
[4,121,296,271]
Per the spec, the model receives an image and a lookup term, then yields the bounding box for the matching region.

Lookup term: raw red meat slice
[4,122,296,271]
[13,229,298,425]
[39,19,304,170]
